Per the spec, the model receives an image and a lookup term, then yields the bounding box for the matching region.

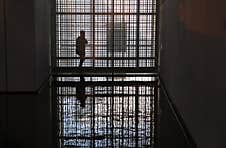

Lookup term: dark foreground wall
[0,84,53,148]
[0,0,52,147]
[160,0,226,147]
[0,0,6,91]
[0,0,50,92]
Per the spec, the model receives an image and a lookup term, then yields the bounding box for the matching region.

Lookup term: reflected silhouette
[76,76,86,108]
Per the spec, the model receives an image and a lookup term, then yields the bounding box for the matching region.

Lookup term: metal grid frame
[53,76,158,148]
[54,0,158,72]
[52,0,160,147]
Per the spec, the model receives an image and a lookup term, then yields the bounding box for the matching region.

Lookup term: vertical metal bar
[107,0,109,67]
[92,0,95,67]
[135,85,139,147]
[121,85,125,146]
[122,0,125,67]
[128,0,131,68]
[69,2,72,67]
[60,87,64,147]
[110,80,114,146]
[144,85,147,145]
[92,86,95,148]
[111,0,114,68]
[155,0,160,70]
[75,81,78,147]
[127,86,130,146]
[51,0,56,71]
[106,83,110,147]
[154,80,160,147]
[136,0,140,67]
[51,78,58,148]
[146,0,148,67]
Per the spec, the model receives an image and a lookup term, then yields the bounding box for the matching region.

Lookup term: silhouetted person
[76,76,86,108]
[76,31,88,67]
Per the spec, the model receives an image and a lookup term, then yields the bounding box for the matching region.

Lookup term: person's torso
[76,37,87,50]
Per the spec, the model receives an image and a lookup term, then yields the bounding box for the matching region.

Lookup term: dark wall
[0,95,7,148]
[35,0,51,89]
[6,0,36,91]
[160,0,226,147]
[0,84,53,148]
[159,86,193,148]
[0,0,50,92]
[0,0,6,91]
[0,0,51,145]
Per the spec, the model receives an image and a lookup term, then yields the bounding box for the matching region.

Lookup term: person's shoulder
[76,37,81,41]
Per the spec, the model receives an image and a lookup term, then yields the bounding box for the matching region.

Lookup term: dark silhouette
[76,31,88,67]
[76,76,86,108]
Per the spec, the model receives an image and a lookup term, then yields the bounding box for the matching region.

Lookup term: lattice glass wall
[54,76,158,148]
[55,0,157,68]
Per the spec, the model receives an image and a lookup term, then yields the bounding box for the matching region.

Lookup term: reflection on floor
[53,75,158,148]
[0,77,194,148]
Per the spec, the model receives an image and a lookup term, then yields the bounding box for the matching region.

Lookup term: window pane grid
[55,0,157,69]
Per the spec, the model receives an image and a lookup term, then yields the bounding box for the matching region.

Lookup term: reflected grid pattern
[56,0,157,68]
[55,76,158,147]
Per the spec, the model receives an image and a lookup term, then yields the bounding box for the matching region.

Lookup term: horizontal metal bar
[58,135,152,140]
[53,67,158,74]
[56,12,156,15]
[52,73,158,77]
[53,81,158,87]
[56,57,156,60]
[57,94,155,97]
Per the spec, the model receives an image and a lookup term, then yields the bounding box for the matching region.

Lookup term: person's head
[80,30,85,38]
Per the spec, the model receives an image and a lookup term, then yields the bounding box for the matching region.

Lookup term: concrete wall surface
[35,0,50,89]
[0,0,50,92]
[0,84,53,148]
[0,0,6,91]
[5,0,36,91]
[160,0,226,147]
